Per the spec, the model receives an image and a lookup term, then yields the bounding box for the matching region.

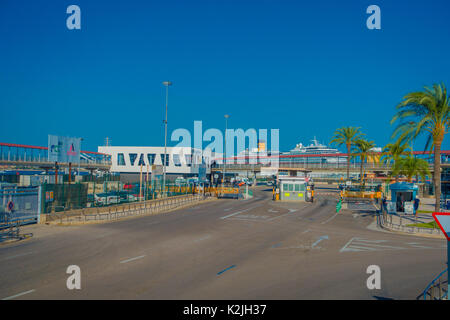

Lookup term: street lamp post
[162,81,172,198]
[222,114,229,189]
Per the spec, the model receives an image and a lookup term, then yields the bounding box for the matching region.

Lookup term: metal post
[448,240,449,297]
[139,163,143,202]
[222,114,229,190]
[68,162,72,184]
[162,81,172,198]
[55,162,58,185]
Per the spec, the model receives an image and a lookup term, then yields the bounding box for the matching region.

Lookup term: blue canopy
[389,182,418,191]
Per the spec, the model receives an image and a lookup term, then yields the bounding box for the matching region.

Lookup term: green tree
[391,156,430,183]
[391,83,450,210]
[382,141,411,182]
[354,139,376,185]
[331,127,364,180]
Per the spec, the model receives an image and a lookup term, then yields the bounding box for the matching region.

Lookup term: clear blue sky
[1,0,450,152]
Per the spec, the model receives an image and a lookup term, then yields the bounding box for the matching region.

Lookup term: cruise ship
[281,138,347,164]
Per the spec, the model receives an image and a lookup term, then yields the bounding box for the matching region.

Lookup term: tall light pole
[162,81,172,198]
[222,114,229,188]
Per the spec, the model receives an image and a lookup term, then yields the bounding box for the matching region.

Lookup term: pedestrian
[414,196,420,216]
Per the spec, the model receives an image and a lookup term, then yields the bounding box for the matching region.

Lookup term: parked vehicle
[94,193,120,206]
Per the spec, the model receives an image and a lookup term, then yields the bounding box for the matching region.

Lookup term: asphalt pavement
[0,184,447,300]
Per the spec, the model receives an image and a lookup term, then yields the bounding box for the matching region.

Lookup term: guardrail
[212,162,438,172]
[417,268,448,300]
[45,194,206,224]
[377,211,443,236]
[341,191,382,199]
[0,215,35,242]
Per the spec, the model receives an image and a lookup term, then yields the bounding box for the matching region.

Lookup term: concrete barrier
[44,194,209,225]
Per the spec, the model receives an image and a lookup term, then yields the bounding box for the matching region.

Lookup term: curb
[45,197,217,226]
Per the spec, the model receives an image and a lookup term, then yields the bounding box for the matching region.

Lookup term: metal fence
[45,193,205,224]
[0,185,40,223]
[417,268,448,300]
[377,211,443,236]
[0,185,39,242]
[41,180,202,213]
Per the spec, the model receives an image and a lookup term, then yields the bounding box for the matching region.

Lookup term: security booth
[388,182,419,215]
[278,176,307,201]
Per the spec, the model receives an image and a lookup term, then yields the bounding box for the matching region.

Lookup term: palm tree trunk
[434,140,442,211]
[346,143,350,180]
[360,156,363,185]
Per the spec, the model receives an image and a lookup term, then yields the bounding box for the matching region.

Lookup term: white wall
[98,146,212,175]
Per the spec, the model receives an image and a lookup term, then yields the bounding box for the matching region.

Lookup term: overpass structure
[212,150,450,176]
[3,141,450,177]
[0,142,111,171]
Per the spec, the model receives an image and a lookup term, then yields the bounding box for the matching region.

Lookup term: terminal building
[97,146,213,181]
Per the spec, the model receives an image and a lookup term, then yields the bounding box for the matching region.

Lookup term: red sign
[432,212,450,241]
[7,200,14,212]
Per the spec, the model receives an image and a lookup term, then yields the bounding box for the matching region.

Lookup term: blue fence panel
[1,185,40,226]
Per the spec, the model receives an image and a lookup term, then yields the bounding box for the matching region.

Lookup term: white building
[98,146,213,176]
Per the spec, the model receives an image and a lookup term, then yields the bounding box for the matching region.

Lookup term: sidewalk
[374,200,446,239]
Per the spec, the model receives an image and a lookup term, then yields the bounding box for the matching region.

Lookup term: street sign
[404,201,414,215]
[336,200,342,213]
[432,212,450,241]
[7,200,14,212]
[387,201,396,214]
[432,212,450,296]
[48,135,81,164]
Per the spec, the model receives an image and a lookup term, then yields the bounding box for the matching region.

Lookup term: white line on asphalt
[0,251,33,262]
[321,211,339,225]
[346,245,381,251]
[220,206,260,220]
[194,235,211,242]
[267,212,293,221]
[339,237,357,253]
[351,242,406,250]
[353,238,388,243]
[302,229,310,234]
[2,289,35,300]
[120,255,146,264]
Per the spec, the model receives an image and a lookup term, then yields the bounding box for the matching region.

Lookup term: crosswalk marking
[340,237,445,253]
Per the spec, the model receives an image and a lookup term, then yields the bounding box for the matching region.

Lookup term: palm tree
[391,156,430,183]
[354,139,376,185]
[382,141,411,182]
[331,127,364,180]
[391,83,450,210]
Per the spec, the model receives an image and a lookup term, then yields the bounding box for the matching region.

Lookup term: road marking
[340,237,357,253]
[406,242,433,249]
[194,235,211,242]
[340,237,408,252]
[220,205,260,220]
[0,251,33,262]
[311,235,329,248]
[268,209,279,213]
[2,289,35,300]
[321,211,339,225]
[120,255,146,264]
[217,265,236,275]
[267,211,295,221]
[223,208,232,212]
[302,229,311,234]
[354,239,388,243]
